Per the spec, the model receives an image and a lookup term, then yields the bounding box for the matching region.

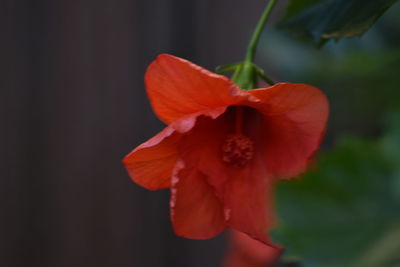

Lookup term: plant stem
[230,0,278,89]
[245,0,278,63]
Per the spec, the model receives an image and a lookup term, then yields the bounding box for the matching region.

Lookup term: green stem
[230,0,278,89]
[245,0,278,63]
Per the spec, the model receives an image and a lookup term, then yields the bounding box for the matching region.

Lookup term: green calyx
[230,61,257,90]
[216,61,275,90]
[231,61,275,90]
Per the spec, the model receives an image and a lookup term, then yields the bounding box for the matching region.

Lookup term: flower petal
[248,83,329,179]
[145,54,244,124]
[221,108,276,245]
[223,154,276,245]
[176,108,276,244]
[176,113,232,193]
[170,160,226,239]
[123,110,226,190]
[223,230,281,267]
[123,126,180,190]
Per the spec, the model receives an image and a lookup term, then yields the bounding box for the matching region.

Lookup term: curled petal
[170,161,226,239]
[248,83,329,179]
[170,107,227,133]
[145,54,245,124]
[123,126,180,190]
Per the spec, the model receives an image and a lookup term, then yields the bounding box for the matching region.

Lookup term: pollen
[222,134,254,167]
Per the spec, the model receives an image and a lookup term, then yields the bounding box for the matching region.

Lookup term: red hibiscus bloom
[123,54,328,245]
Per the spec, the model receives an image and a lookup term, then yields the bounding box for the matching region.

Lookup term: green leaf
[284,0,321,18]
[279,0,398,45]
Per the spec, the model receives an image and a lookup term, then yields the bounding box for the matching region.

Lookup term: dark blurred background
[2,0,400,266]
[2,0,276,266]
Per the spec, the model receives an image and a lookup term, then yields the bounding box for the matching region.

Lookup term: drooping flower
[123,54,329,245]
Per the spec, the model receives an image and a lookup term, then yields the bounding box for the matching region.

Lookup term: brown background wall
[1,0,274,266]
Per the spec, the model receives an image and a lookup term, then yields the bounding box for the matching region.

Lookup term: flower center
[222,134,254,167]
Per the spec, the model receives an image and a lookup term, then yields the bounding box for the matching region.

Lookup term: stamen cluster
[222,134,254,167]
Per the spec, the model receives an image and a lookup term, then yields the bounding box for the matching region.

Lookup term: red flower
[123,54,328,244]
[223,230,282,267]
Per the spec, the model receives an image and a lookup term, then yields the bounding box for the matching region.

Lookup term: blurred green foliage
[264,1,400,266]
[272,112,400,266]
